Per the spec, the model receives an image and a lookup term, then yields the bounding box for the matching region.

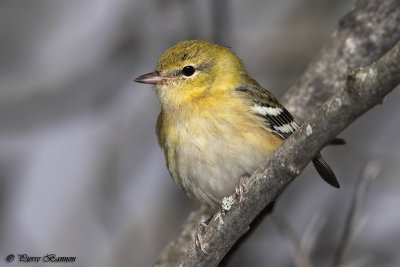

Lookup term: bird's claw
[235,176,248,202]
[194,216,213,254]
[195,225,207,254]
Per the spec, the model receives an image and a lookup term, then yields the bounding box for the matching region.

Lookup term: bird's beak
[134,71,169,85]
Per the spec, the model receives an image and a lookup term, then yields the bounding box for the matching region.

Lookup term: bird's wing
[235,85,299,139]
[235,84,341,188]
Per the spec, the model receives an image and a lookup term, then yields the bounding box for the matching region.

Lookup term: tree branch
[282,0,400,119]
[153,204,214,266]
[177,39,400,267]
[154,0,400,265]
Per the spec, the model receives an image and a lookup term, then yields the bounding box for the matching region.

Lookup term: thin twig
[332,160,381,267]
[272,215,314,267]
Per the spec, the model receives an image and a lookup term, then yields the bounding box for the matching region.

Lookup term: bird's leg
[195,214,214,254]
[235,175,249,202]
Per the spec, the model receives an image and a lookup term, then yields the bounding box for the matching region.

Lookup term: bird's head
[135,40,253,109]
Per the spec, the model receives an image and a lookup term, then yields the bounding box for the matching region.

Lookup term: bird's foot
[235,175,249,202]
[195,215,213,254]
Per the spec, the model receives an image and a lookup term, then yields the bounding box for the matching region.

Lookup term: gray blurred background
[1,0,399,266]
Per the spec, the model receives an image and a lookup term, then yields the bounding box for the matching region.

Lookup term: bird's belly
[165,126,272,207]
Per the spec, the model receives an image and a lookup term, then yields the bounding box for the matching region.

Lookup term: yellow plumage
[135,40,341,208]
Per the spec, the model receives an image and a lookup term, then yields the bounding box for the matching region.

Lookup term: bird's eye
[182,66,195,76]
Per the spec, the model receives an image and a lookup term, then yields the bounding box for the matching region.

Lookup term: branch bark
[282,0,400,119]
[154,0,400,265]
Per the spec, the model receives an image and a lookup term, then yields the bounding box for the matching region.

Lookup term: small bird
[135,40,343,208]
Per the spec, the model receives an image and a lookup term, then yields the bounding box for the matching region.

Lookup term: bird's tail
[329,138,346,146]
[312,152,340,188]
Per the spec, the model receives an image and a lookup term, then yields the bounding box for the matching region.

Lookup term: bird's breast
[158,107,283,207]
